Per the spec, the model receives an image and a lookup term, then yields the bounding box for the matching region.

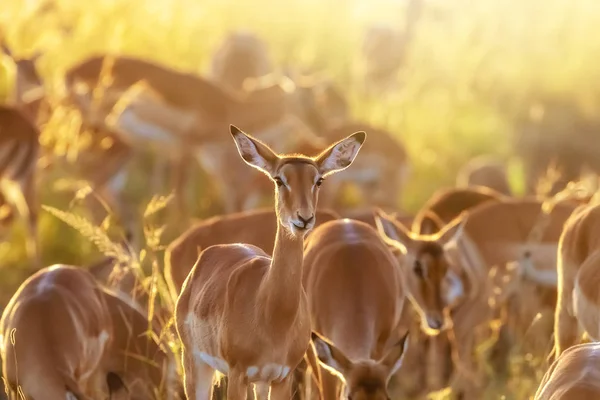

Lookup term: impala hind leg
[181,348,214,400]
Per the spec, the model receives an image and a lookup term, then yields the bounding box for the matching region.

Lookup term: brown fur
[376,198,578,398]
[164,207,339,300]
[412,186,506,234]
[0,265,113,399]
[98,290,183,399]
[303,220,408,400]
[535,343,600,400]
[339,207,413,229]
[553,203,600,360]
[174,125,365,399]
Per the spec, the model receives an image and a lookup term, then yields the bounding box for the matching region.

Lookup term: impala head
[231,124,365,237]
[312,331,409,400]
[374,209,466,336]
[213,30,273,92]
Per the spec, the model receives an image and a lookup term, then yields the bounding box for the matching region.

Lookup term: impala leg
[181,347,214,400]
[227,370,248,400]
[253,382,270,400]
[270,376,293,400]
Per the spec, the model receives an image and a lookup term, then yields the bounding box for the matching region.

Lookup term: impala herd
[0,28,600,400]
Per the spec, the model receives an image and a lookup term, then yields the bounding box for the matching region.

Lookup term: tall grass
[2,0,600,397]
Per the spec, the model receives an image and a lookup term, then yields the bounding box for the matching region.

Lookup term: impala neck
[261,219,305,321]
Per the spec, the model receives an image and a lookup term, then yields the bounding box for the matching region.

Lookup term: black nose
[297,213,315,227]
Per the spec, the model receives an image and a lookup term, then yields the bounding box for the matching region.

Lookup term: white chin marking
[66,393,78,400]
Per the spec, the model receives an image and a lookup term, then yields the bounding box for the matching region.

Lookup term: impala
[552,202,600,361]
[164,207,339,300]
[386,186,504,396]
[303,219,409,400]
[0,265,113,399]
[375,208,485,398]
[99,288,183,399]
[175,125,365,399]
[456,155,513,196]
[65,53,321,214]
[209,30,274,93]
[535,342,600,400]
[377,198,579,396]
[0,105,40,265]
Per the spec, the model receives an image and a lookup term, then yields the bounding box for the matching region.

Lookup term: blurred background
[1,0,600,397]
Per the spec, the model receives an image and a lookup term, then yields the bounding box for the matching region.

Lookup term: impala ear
[373,208,410,254]
[311,331,352,378]
[435,213,467,245]
[379,331,409,377]
[230,124,279,176]
[316,131,366,177]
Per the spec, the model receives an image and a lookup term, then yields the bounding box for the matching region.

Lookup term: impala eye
[316,178,324,187]
[274,177,284,187]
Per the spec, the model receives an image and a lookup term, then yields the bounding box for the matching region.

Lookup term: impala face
[375,210,466,335]
[230,124,365,237]
[312,332,409,400]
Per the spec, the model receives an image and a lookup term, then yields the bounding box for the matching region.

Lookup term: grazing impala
[164,207,339,300]
[64,53,311,214]
[0,105,40,265]
[209,30,274,93]
[456,155,513,196]
[552,202,600,360]
[99,289,183,399]
[0,265,113,399]
[175,125,365,399]
[303,219,409,400]
[535,342,600,400]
